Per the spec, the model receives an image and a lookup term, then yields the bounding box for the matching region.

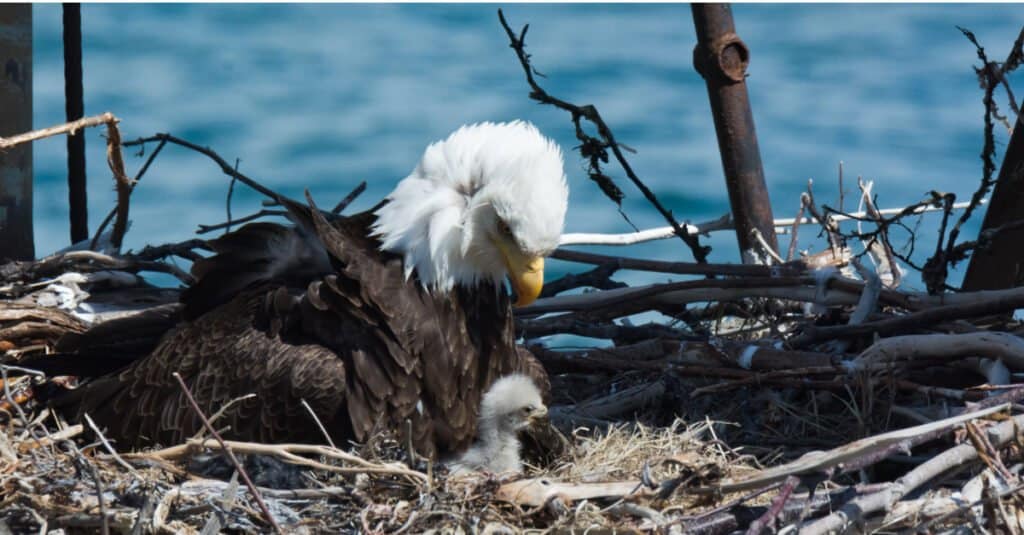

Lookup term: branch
[497,9,710,263]
[799,410,1024,534]
[792,285,1024,346]
[0,112,115,149]
[171,373,284,535]
[562,199,984,247]
[124,134,295,208]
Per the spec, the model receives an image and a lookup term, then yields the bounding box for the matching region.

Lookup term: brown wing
[57,291,349,447]
[58,194,532,457]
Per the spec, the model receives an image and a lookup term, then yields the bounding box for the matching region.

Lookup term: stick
[798,412,1024,534]
[746,475,800,535]
[0,112,115,149]
[83,413,137,474]
[793,285,1024,346]
[137,437,429,484]
[557,200,985,246]
[171,373,284,535]
[332,181,367,214]
[300,398,336,449]
[91,137,167,251]
[498,9,709,263]
[101,117,133,251]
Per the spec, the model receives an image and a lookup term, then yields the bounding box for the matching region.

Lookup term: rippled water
[28,4,1023,289]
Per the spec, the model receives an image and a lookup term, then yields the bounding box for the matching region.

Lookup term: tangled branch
[497,9,711,264]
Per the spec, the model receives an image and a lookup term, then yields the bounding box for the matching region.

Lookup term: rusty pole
[961,112,1024,291]
[691,3,777,263]
[0,4,34,261]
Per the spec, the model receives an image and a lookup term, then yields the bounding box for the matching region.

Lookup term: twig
[786,196,807,262]
[699,403,1009,495]
[197,209,287,234]
[332,181,367,214]
[91,137,167,251]
[64,440,110,535]
[129,238,209,262]
[301,398,337,449]
[793,287,1024,346]
[852,332,1024,372]
[922,27,1003,292]
[745,475,800,535]
[103,116,132,251]
[0,112,115,149]
[558,199,984,246]
[224,159,240,233]
[799,411,1024,534]
[83,413,138,474]
[540,262,626,298]
[193,393,257,441]
[749,228,784,264]
[124,134,297,209]
[171,372,284,535]
[857,178,902,288]
[497,9,710,263]
[137,438,429,484]
[551,248,805,278]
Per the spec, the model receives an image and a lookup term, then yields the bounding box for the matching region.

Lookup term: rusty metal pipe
[691,3,778,263]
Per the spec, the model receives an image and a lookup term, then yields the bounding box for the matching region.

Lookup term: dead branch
[798,411,1024,534]
[497,9,710,263]
[0,112,115,149]
[852,331,1024,372]
[793,286,1024,346]
[171,373,283,535]
[137,438,429,484]
[560,200,983,247]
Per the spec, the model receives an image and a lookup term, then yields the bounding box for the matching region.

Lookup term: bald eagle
[42,121,568,457]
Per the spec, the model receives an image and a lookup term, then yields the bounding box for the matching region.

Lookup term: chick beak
[497,241,545,307]
[529,405,548,423]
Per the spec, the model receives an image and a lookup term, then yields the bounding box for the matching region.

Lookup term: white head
[479,374,548,434]
[371,121,569,306]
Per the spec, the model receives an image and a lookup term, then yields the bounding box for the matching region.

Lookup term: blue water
[28,4,1024,290]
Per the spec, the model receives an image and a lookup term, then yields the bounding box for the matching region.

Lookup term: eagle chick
[448,374,547,475]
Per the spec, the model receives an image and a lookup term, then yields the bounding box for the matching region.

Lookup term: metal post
[64,3,87,244]
[0,4,34,261]
[691,3,777,263]
[961,112,1024,291]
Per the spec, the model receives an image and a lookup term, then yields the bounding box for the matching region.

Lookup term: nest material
[4,269,1024,534]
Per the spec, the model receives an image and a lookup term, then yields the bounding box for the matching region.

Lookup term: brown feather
[51,197,540,458]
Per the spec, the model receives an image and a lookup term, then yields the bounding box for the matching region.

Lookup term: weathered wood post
[64,3,88,244]
[961,112,1024,291]
[691,3,778,263]
[0,4,34,261]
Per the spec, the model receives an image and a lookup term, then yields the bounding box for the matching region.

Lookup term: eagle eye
[497,220,513,238]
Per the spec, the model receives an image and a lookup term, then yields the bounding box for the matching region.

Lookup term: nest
[4,255,1024,534]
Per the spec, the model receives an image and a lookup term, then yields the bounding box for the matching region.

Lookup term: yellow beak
[497,241,545,307]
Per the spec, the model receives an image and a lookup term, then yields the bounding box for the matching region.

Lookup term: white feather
[371,121,569,292]
[447,374,546,475]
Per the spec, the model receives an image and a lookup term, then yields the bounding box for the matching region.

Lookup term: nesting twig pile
[3,12,1024,534]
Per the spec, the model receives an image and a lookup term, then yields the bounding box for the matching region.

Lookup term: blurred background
[26,4,1024,289]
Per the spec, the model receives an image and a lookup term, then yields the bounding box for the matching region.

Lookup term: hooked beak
[496,240,545,307]
[529,405,548,423]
